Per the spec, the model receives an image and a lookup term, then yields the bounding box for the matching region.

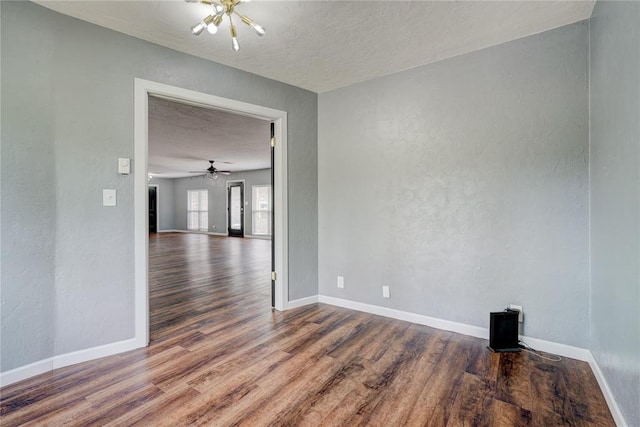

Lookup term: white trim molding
[157,230,227,237]
[286,295,319,309]
[316,295,627,425]
[245,234,272,240]
[318,295,487,340]
[0,293,628,425]
[318,295,594,362]
[134,80,290,339]
[0,338,139,388]
[586,353,629,427]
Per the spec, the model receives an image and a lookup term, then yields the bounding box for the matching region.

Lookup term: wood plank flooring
[1,233,614,426]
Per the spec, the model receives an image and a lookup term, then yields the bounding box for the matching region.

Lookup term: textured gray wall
[589,2,640,425]
[148,177,175,231]
[1,0,57,368]
[172,169,270,236]
[319,22,589,347]
[1,2,317,372]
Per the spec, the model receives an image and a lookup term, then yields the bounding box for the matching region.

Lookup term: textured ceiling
[34,1,595,93]
[148,96,271,178]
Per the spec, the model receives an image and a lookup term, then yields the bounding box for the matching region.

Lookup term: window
[187,189,208,231]
[252,185,271,235]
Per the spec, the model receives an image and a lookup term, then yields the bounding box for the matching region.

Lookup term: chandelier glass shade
[186,0,265,52]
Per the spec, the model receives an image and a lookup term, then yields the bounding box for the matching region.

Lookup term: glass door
[228,182,244,237]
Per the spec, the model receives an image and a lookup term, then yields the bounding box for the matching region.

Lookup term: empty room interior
[1,0,638,426]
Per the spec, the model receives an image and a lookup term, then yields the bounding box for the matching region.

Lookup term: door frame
[148,184,159,233]
[225,179,246,237]
[134,78,289,347]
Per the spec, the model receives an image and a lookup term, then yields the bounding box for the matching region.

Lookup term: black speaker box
[488,310,520,352]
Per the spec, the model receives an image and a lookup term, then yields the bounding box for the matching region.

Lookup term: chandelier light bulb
[230,22,240,52]
[250,22,265,37]
[237,13,265,37]
[191,22,206,35]
[208,13,223,34]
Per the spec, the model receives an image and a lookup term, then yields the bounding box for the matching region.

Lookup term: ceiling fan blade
[219,171,231,175]
[188,171,206,173]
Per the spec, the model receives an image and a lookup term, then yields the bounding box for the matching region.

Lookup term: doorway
[134,78,289,347]
[227,181,244,237]
[148,185,158,233]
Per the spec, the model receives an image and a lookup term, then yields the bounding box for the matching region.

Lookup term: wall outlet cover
[509,304,524,323]
[382,286,390,299]
[337,276,344,289]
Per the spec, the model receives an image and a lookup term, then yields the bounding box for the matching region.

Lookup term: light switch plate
[103,189,116,206]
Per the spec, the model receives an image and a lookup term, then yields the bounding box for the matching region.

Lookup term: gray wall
[319,22,589,347]
[1,2,317,372]
[589,2,640,425]
[172,169,271,236]
[1,0,57,368]
[148,177,175,231]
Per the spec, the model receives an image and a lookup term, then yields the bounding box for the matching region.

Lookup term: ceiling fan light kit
[186,0,265,52]
[189,160,232,181]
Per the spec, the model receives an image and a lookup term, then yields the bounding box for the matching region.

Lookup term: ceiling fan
[189,160,231,180]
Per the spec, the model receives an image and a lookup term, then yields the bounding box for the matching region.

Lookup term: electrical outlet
[509,304,524,323]
[337,276,344,289]
[382,286,390,299]
[211,225,216,231]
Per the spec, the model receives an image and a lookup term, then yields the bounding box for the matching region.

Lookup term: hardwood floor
[1,233,614,426]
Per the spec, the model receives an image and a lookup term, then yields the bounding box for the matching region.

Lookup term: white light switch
[103,189,116,206]
[118,158,131,175]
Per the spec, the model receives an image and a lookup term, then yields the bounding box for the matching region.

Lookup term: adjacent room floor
[0,233,614,426]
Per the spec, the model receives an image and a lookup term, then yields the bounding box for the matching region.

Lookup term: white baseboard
[517,335,591,362]
[1,296,626,427]
[0,337,141,388]
[317,295,592,361]
[586,353,628,427]
[158,229,227,237]
[317,295,629,425]
[159,230,271,239]
[244,235,272,240]
[286,295,319,309]
[318,295,487,339]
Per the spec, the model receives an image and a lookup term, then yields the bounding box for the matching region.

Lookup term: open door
[270,122,276,308]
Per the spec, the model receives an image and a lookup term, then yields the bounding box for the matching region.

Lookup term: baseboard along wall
[0,338,140,388]
[287,294,628,427]
[1,294,628,426]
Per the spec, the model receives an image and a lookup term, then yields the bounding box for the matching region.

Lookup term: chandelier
[187,0,265,52]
